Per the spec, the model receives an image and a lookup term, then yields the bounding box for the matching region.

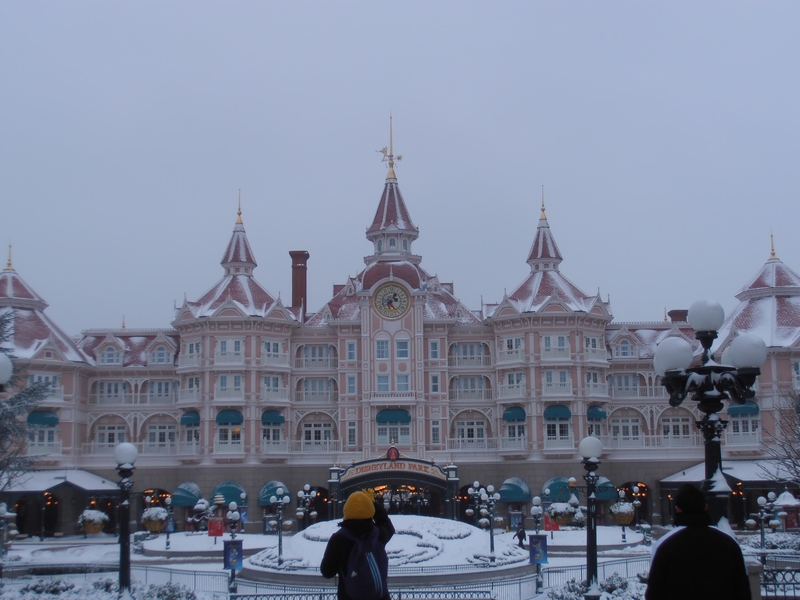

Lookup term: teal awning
[27,411,58,426]
[210,481,248,506]
[180,411,200,426]
[258,480,291,506]
[498,477,532,503]
[595,477,619,501]
[216,409,243,424]
[728,401,759,416]
[542,477,573,502]
[170,482,202,507]
[544,405,571,420]
[376,409,411,423]
[261,410,285,424]
[503,407,526,421]
[587,406,607,420]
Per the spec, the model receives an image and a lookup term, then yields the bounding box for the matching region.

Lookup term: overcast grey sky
[2,2,798,336]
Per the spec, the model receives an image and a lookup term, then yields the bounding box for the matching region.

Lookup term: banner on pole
[224,539,243,570]
[529,534,548,564]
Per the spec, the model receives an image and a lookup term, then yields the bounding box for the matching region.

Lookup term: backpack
[338,526,389,600]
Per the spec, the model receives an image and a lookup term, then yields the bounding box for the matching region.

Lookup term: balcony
[544,436,574,450]
[498,437,527,450]
[296,390,338,403]
[294,357,338,369]
[448,356,491,368]
[178,389,201,403]
[290,440,341,453]
[178,354,201,368]
[176,441,202,455]
[585,383,608,396]
[261,440,290,453]
[724,431,761,447]
[448,389,492,401]
[598,434,703,450]
[214,387,245,401]
[607,386,666,399]
[497,349,524,363]
[43,386,64,402]
[140,442,178,455]
[214,440,244,454]
[144,392,176,405]
[498,384,525,399]
[214,351,244,366]
[261,352,289,367]
[369,391,415,402]
[541,347,570,360]
[82,443,117,455]
[261,388,289,402]
[89,393,132,405]
[583,347,608,361]
[27,442,62,456]
[542,382,573,396]
[446,438,497,451]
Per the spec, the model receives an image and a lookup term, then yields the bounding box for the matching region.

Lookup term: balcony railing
[544,436,575,449]
[541,347,570,360]
[82,443,118,455]
[497,349,524,363]
[294,357,338,369]
[448,356,491,368]
[140,442,178,455]
[724,431,761,446]
[607,386,666,399]
[176,441,202,455]
[89,393,132,405]
[261,352,289,367]
[370,391,415,401]
[145,392,176,405]
[793,374,800,391]
[214,351,244,365]
[585,383,608,396]
[498,437,527,450]
[214,387,245,400]
[261,388,289,401]
[290,440,341,453]
[261,440,290,453]
[542,382,573,396]
[178,354,201,368]
[296,390,338,403]
[27,442,62,456]
[448,389,492,401]
[597,434,704,450]
[583,347,608,361]
[178,389,201,402]
[214,440,244,454]
[498,384,525,399]
[446,438,497,451]
[44,386,64,402]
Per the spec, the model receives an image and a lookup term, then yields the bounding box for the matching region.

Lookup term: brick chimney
[668,309,688,323]
[289,251,310,310]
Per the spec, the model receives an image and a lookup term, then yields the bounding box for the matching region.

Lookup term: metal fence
[233,593,493,600]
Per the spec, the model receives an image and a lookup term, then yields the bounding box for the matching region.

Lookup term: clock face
[373,283,410,320]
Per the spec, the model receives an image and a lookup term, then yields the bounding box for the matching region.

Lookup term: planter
[553,513,574,526]
[83,521,105,534]
[609,505,635,526]
[144,520,166,533]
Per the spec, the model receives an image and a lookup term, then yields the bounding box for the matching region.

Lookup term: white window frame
[377,421,411,445]
[396,339,410,359]
[346,341,357,361]
[396,374,410,392]
[429,341,439,360]
[430,374,440,393]
[376,340,390,360]
[431,420,441,445]
[376,375,390,392]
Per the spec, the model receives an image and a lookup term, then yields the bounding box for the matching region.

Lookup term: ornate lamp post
[632,486,642,530]
[465,481,484,526]
[466,481,502,563]
[227,501,241,540]
[530,496,544,593]
[746,491,782,566]
[296,484,318,531]
[578,436,603,587]
[269,488,291,565]
[164,496,174,550]
[113,442,138,597]
[654,300,766,520]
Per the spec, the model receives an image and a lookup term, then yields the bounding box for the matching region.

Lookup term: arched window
[377,240,383,253]
[151,346,170,364]
[389,238,396,250]
[402,239,408,251]
[100,347,120,365]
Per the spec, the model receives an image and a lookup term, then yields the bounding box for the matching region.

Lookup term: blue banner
[224,539,243,570]
[529,534,548,564]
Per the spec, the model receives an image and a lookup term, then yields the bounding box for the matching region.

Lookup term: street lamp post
[465,481,484,526]
[269,488,291,565]
[466,481,502,563]
[164,497,173,550]
[578,436,603,588]
[632,486,642,531]
[227,502,241,540]
[530,496,544,593]
[114,442,138,597]
[654,300,766,521]
[296,484,317,531]
[746,492,780,566]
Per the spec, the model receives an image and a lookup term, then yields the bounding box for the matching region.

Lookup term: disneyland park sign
[339,457,448,483]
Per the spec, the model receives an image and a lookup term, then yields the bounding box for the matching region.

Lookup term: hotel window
[187,377,200,390]
[430,374,440,393]
[456,420,486,441]
[611,418,641,440]
[219,375,242,391]
[377,422,410,445]
[505,337,523,351]
[397,375,409,392]
[187,342,201,356]
[347,421,357,446]
[346,341,357,361]
[430,341,439,359]
[263,341,280,355]
[303,422,332,442]
[185,425,199,443]
[614,340,635,358]
[150,346,171,364]
[97,424,125,446]
[431,420,441,444]
[100,347,120,365]
[262,424,282,443]
[149,380,174,400]
[587,419,603,437]
[347,375,357,395]
[545,419,571,441]
[377,375,390,392]
[147,424,176,447]
[585,336,599,350]
[396,339,409,359]
[28,373,58,387]
[376,340,389,360]
[217,423,242,444]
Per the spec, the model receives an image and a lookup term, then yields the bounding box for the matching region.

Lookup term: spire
[236,190,243,225]
[769,233,778,261]
[526,189,563,271]
[378,115,402,181]
[4,245,11,271]
[221,201,257,275]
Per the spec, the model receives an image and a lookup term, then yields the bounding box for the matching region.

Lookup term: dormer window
[377,240,383,253]
[150,346,170,365]
[389,238,396,250]
[402,239,408,252]
[235,267,240,273]
[100,347,121,365]
[614,340,635,358]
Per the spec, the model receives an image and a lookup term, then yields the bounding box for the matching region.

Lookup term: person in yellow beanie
[320,491,395,600]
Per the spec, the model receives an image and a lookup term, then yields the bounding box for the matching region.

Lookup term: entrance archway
[619,481,649,524]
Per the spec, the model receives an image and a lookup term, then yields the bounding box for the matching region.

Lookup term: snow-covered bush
[139,581,197,600]
[19,579,75,595]
[142,507,169,523]
[609,501,635,526]
[572,506,586,528]
[740,532,800,550]
[78,509,109,532]
[547,575,645,600]
[6,579,197,600]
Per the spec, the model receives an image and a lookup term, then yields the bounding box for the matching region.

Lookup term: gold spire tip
[236,190,243,225]
[540,185,547,219]
[378,115,401,180]
[4,244,12,271]
[769,233,778,260]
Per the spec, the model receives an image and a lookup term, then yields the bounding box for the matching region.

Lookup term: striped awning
[210,481,248,506]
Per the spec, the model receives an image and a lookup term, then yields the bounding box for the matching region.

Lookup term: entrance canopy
[210,481,247,505]
[171,482,202,507]
[376,409,411,423]
[258,480,291,505]
[27,411,59,426]
[498,477,531,503]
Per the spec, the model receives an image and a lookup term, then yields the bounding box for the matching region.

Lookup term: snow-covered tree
[0,311,50,492]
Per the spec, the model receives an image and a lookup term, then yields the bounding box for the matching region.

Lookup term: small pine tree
[0,310,51,492]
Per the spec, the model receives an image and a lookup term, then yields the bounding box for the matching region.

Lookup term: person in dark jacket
[645,484,751,600]
[320,491,395,600]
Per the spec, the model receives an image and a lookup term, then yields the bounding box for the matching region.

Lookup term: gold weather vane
[377,115,402,179]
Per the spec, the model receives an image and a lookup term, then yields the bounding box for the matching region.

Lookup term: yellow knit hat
[343,491,375,521]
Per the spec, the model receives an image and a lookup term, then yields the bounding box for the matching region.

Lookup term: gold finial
[377,115,402,180]
[4,245,11,271]
[769,232,778,260]
[540,185,547,219]
[236,190,243,225]
[121,315,126,329]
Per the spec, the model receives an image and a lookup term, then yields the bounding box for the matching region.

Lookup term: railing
[178,354,201,367]
[370,391,415,400]
[176,441,202,455]
[214,387,245,400]
[448,389,492,401]
[27,442,62,456]
[585,383,607,396]
[448,356,491,367]
[289,440,341,453]
[146,392,176,405]
[296,390,338,403]
[583,347,608,361]
[139,442,178,455]
[724,431,761,446]
[215,351,244,365]
[261,388,289,401]
[178,389,201,402]
[544,436,574,449]
[497,349,524,363]
[261,352,289,366]
[44,386,65,401]
[446,438,497,450]
[82,443,117,455]
[294,357,338,369]
[542,382,573,396]
[497,384,525,398]
[608,386,667,399]
[541,347,570,360]
[214,440,244,454]
[89,393,132,405]
[597,433,703,450]
[261,440,290,453]
[498,437,527,450]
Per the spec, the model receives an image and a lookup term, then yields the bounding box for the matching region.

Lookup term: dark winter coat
[645,513,751,600]
[320,502,395,600]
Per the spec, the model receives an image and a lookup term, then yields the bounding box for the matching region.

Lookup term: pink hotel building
[2,151,800,532]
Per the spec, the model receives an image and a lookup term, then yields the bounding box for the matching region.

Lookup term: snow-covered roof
[221,216,257,267]
[526,209,562,265]
[79,330,179,367]
[605,325,700,360]
[2,470,120,493]
[661,460,792,484]
[366,178,418,237]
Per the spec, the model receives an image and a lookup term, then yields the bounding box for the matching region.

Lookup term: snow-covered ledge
[746,555,763,600]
